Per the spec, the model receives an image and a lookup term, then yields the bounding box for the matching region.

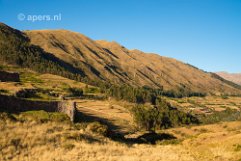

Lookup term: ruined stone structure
[57,101,76,122]
[0,71,20,82]
[0,94,76,121]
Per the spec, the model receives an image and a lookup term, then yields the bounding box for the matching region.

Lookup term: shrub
[86,122,108,136]
[221,94,229,99]
[0,112,16,122]
[74,123,88,130]
[100,84,161,104]
[15,89,38,98]
[0,89,8,94]
[234,144,241,152]
[68,87,83,97]
[131,98,198,131]
[49,112,71,122]
[100,84,206,104]
[198,108,241,124]
[84,85,99,94]
[63,143,75,150]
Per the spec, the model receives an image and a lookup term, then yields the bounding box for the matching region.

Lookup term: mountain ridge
[216,72,241,85]
[1,22,241,95]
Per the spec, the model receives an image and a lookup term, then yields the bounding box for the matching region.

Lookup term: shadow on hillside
[75,110,128,135]
[75,110,177,145]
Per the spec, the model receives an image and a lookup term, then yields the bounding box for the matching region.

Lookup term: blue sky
[0,0,241,73]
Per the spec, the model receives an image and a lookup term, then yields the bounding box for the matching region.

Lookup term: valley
[0,23,241,161]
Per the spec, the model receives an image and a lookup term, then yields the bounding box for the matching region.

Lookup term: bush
[198,108,241,124]
[234,144,241,152]
[84,85,99,94]
[63,143,75,150]
[131,98,198,131]
[100,84,206,104]
[74,123,88,130]
[86,122,108,136]
[0,89,8,94]
[101,84,160,104]
[15,89,38,98]
[68,87,83,97]
[221,94,229,99]
[0,112,16,122]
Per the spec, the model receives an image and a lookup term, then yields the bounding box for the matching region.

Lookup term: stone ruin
[0,94,76,122]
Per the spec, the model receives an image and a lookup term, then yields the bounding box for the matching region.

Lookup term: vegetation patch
[63,143,75,150]
[16,110,70,123]
[0,112,17,122]
[198,108,241,124]
[131,98,199,131]
[84,85,99,94]
[156,138,182,145]
[234,144,241,152]
[67,87,84,97]
[0,89,8,94]
[86,122,108,136]
[15,88,38,98]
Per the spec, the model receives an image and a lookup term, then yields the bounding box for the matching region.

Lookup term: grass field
[170,96,241,114]
[0,112,241,161]
[1,71,241,161]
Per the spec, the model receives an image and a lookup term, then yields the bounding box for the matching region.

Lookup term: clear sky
[0,0,241,73]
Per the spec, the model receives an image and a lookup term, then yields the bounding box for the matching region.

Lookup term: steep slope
[0,22,240,95]
[25,29,241,95]
[0,23,86,82]
[216,72,241,85]
[25,30,129,83]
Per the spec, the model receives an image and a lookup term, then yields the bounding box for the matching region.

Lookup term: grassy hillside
[25,29,241,95]
[0,23,86,83]
[1,111,241,161]
[0,22,241,97]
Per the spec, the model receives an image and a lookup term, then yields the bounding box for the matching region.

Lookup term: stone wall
[0,71,20,82]
[0,94,76,121]
[57,101,76,122]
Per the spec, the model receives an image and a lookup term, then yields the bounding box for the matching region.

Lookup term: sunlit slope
[25,29,241,95]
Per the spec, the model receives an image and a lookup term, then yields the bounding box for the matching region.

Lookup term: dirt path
[75,100,134,135]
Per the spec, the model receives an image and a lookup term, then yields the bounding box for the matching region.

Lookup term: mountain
[24,29,241,95]
[1,22,241,95]
[216,72,241,85]
[0,23,86,81]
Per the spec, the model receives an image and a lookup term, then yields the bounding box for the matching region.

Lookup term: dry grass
[76,99,134,134]
[25,30,241,94]
[0,72,99,101]
[0,82,33,95]
[171,96,241,114]
[1,113,241,161]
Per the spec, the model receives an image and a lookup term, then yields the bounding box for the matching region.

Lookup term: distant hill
[216,72,241,85]
[1,22,241,95]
